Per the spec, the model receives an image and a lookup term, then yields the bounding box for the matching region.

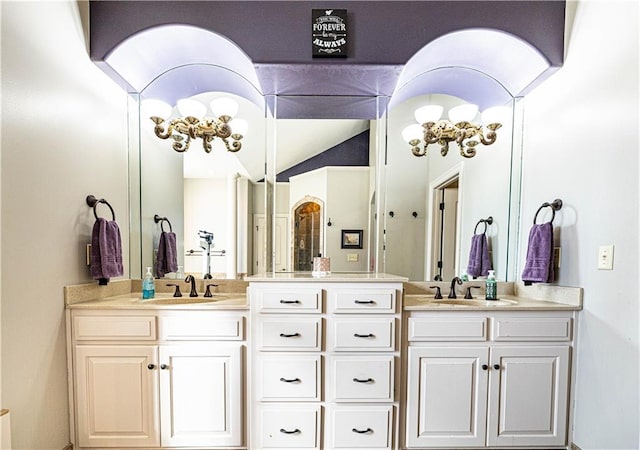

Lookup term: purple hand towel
[90,218,124,284]
[521,222,554,285]
[156,231,178,277]
[467,233,492,278]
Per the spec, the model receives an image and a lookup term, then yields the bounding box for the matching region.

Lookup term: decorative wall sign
[312,9,347,57]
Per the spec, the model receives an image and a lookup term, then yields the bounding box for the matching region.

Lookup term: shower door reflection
[293,201,322,271]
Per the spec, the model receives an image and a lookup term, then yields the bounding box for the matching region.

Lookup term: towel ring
[86,195,115,221]
[474,216,493,235]
[154,214,173,233]
[533,199,563,224]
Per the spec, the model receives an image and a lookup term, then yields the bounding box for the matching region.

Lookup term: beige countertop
[404,293,581,311]
[67,293,248,310]
[247,272,408,282]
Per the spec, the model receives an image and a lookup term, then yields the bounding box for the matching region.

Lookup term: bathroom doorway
[292,199,323,271]
[430,175,460,281]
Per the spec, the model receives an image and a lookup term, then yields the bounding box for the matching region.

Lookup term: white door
[406,346,488,448]
[253,214,288,273]
[75,345,160,448]
[487,345,570,447]
[159,343,242,447]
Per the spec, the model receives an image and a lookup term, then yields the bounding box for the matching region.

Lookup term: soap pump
[485,270,497,300]
[142,267,155,299]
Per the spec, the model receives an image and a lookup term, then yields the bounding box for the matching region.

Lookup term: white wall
[1,1,129,448]
[519,1,639,448]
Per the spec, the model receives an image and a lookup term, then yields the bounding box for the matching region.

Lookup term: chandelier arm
[151,118,173,139]
[439,140,449,157]
[458,141,477,158]
[202,136,214,153]
[479,129,498,146]
[223,138,242,153]
[172,136,190,153]
[411,144,427,157]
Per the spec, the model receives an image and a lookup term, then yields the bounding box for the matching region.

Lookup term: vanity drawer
[260,317,322,351]
[73,314,156,341]
[258,288,322,313]
[331,318,395,352]
[408,316,488,341]
[330,355,394,402]
[259,405,321,448]
[160,311,244,340]
[330,288,396,314]
[260,355,321,401]
[492,316,573,341]
[329,405,393,449]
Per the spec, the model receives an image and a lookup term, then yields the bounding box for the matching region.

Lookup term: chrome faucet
[185,275,198,297]
[448,276,463,299]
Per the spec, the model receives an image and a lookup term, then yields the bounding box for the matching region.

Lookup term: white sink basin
[432,298,518,307]
[142,294,230,305]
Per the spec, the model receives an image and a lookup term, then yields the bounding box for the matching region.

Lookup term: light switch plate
[347,253,359,262]
[597,244,614,270]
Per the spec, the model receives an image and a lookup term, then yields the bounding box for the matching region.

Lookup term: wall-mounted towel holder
[474,216,493,234]
[534,199,563,224]
[86,195,115,221]
[154,214,173,233]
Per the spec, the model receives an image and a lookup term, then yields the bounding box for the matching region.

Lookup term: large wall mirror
[133,89,522,282]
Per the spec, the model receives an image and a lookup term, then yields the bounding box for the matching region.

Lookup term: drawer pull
[279,332,301,338]
[352,427,373,434]
[280,299,301,304]
[354,333,375,338]
[279,377,301,383]
[353,377,374,383]
[279,428,301,434]
[354,300,375,305]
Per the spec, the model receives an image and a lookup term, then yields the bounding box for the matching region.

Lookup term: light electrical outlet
[597,244,614,270]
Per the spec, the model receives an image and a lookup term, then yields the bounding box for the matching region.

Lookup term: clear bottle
[142,267,155,299]
[485,270,497,300]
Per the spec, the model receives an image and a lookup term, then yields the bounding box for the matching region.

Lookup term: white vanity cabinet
[249,276,405,450]
[68,309,246,449]
[404,310,575,449]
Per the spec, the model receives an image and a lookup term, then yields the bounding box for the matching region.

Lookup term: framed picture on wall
[341,229,363,249]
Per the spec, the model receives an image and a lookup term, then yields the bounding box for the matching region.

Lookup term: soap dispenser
[142,267,155,299]
[485,270,497,300]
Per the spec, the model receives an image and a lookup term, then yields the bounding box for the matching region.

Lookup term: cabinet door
[487,345,570,447]
[159,343,242,447]
[75,345,160,448]
[406,346,489,448]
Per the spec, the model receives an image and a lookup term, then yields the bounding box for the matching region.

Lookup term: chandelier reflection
[402,104,507,159]
[144,97,248,153]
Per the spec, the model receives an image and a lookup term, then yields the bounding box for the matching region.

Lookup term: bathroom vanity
[65,276,581,450]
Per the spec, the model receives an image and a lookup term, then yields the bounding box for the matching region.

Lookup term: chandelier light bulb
[414,105,443,124]
[402,124,423,143]
[448,103,478,124]
[210,97,239,118]
[141,99,172,120]
[481,105,509,126]
[177,98,207,119]
[230,118,248,136]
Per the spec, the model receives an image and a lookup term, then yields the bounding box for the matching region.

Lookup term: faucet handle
[204,284,219,298]
[166,283,182,297]
[429,286,443,299]
[464,286,482,299]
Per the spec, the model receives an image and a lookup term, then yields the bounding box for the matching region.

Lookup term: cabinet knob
[279,332,301,338]
[353,377,374,383]
[352,427,373,434]
[160,364,169,370]
[481,364,488,371]
[147,364,156,370]
[493,364,500,370]
[279,428,301,434]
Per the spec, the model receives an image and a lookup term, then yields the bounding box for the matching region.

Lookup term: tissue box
[312,257,331,277]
